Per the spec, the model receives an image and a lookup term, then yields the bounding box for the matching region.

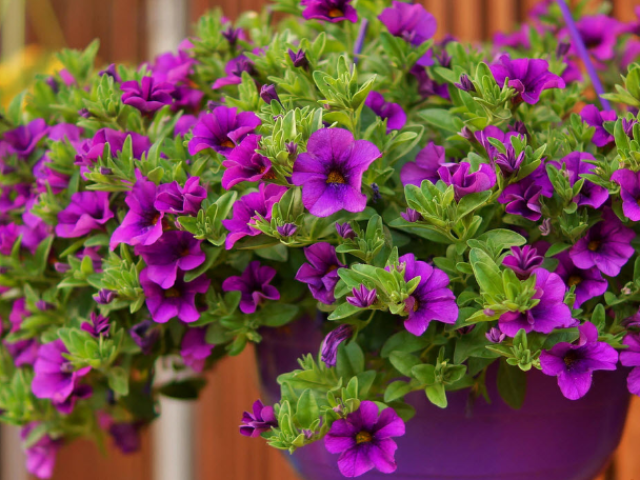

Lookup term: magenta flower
[502,245,544,280]
[0,183,31,212]
[49,123,83,143]
[549,152,609,209]
[475,125,521,161]
[211,55,256,90]
[74,128,151,168]
[570,15,622,62]
[135,231,205,289]
[222,261,280,314]
[302,0,357,23]
[295,242,345,305]
[2,119,49,158]
[240,399,278,437]
[151,49,195,84]
[400,142,445,187]
[180,327,214,372]
[188,106,261,157]
[490,55,565,104]
[174,114,198,137]
[540,322,618,400]
[55,191,114,238]
[347,285,377,308]
[612,169,640,221]
[171,85,204,112]
[289,49,310,69]
[438,161,496,201]
[498,165,553,221]
[321,324,353,367]
[221,183,287,249]
[121,76,174,113]
[5,338,39,367]
[291,128,381,217]
[129,320,160,354]
[141,269,209,323]
[397,253,457,336]
[494,25,531,50]
[81,312,111,338]
[9,297,29,331]
[379,1,436,46]
[110,175,164,250]
[554,251,607,309]
[109,423,142,454]
[154,177,206,216]
[336,222,356,239]
[365,92,406,133]
[570,210,635,277]
[221,135,274,189]
[325,401,405,477]
[580,105,616,147]
[34,155,70,194]
[21,423,61,479]
[620,332,640,396]
[498,268,574,337]
[0,223,19,255]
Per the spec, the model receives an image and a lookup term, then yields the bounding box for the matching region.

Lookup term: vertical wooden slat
[486,0,517,39]
[63,0,94,51]
[110,0,141,63]
[613,397,640,480]
[613,0,637,22]
[422,0,448,40]
[450,0,483,42]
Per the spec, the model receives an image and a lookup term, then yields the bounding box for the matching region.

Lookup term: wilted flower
[336,222,356,239]
[288,49,309,69]
[347,285,377,308]
[321,324,353,367]
[400,208,422,223]
[486,327,506,344]
[454,74,476,92]
[260,84,281,104]
[222,261,280,314]
[277,223,297,237]
[502,245,544,280]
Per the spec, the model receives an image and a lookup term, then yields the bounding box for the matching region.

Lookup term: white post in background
[1,0,25,61]
[1,425,27,480]
[146,0,188,58]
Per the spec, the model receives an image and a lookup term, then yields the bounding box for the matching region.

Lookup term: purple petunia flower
[474,125,522,161]
[5,338,39,367]
[135,231,205,289]
[21,423,61,479]
[109,423,142,454]
[289,49,310,69]
[397,253,458,336]
[0,222,20,255]
[151,48,195,84]
[110,174,164,250]
[3,119,49,158]
[336,222,356,240]
[296,242,345,305]
[580,105,616,147]
[438,161,496,202]
[240,399,278,437]
[221,183,287,249]
[171,85,204,112]
[347,285,377,308]
[277,223,297,237]
[623,39,640,70]
[568,15,622,62]
[291,128,381,217]
[33,155,70,194]
[94,289,117,305]
[379,1,436,46]
[540,321,618,400]
[141,269,210,323]
[486,327,506,344]
[174,114,199,137]
[211,54,257,90]
[612,169,640,221]
[222,261,280,314]
[154,177,206,216]
[49,123,83,143]
[498,268,574,337]
[494,24,531,50]
[494,144,525,176]
[302,0,357,23]
[74,129,151,170]
[400,142,446,187]
[411,65,449,99]
[620,332,640,396]
[121,76,174,113]
[325,401,405,477]
[365,92,406,133]
[55,191,114,238]
[400,208,422,222]
[502,245,544,280]
[129,320,160,354]
[498,164,553,221]
[180,327,214,372]
[554,251,608,309]
[321,324,353,367]
[549,152,609,209]
[569,210,635,277]
[81,312,111,338]
[0,183,31,212]
[188,106,261,157]
[260,84,281,105]
[221,135,274,189]
[490,55,565,104]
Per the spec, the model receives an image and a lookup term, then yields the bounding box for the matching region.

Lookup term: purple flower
[0,222,19,255]
[548,152,609,209]
[240,399,278,437]
[188,106,261,157]
[379,1,436,46]
[400,142,445,187]
[109,423,141,454]
[110,175,164,250]
[485,327,506,344]
[288,49,309,69]
[302,0,358,23]
[502,245,544,280]
[222,261,280,314]
[438,161,496,201]
[0,183,31,212]
[623,118,638,138]
[498,268,574,337]
[321,324,353,367]
[5,338,39,367]
[129,320,159,354]
[31,340,91,409]
[94,289,117,305]
[260,84,281,104]
[174,114,198,137]
[336,222,356,240]
[365,92,406,133]
[8,297,27,331]
[222,25,247,47]
[81,312,111,338]
[151,49,195,84]
[570,210,635,277]
[400,208,422,222]
[135,231,204,289]
[291,128,381,217]
[580,105,616,147]
[324,401,405,477]
[540,321,618,400]
[121,76,175,113]
[99,64,120,81]
[221,183,287,249]
[620,332,640,396]
[74,129,151,169]
[612,169,640,221]
[49,123,83,143]
[623,39,640,70]
[498,165,553,221]
[490,55,565,104]
[171,85,204,112]
[55,191,113,238]
[494,24,531,50]
[411,65,449,99]
[454,74,476,92]
[277,223,297,237]
[3,119,49,158]
[570,15,622,62]
[141,269,210,323]
[494,145,525,176]
[221,135,274,189]
[154,177,206,216]
[398,253,457,336]
[554,251,608,309]
[33,155,70,194]
[474,126,521,161]
[180,327,213,372]
[347,285,377,308]
[211,54,256,90]
[21,423,61,479]
[295,242,345,305]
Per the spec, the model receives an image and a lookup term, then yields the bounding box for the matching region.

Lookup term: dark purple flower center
[563,349,581,368]
[165,288,181,298]
[588,240,601,252]
[568,275,583,287]
[326,170,346,184]
[355,431,373,444]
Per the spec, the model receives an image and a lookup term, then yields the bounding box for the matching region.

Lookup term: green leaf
[411,364,436,385]
[384,381,412,403]
[336,341,365,379]
[296,389,319,429]
[418,108,463,134]
[545,243,571,257]
[108,366,130,396]
[159,378,207,400]
[260,303,299,327]
[389,352,421,376]
[496,358,526,409]
[425,383,447,408]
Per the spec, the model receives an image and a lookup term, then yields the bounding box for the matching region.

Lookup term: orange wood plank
[450,0,483,42]
[613,396,640,480]
[423,0,448,40]
[486,0,517,38]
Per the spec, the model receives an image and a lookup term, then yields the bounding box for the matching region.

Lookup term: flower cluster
[1,0,640,478]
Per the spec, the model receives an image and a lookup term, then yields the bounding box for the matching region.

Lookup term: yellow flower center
[221,138,235,149]
[568,275,582,287]
[355,431,373,444]
[328,8,344,17]
[588,240,600,252]
[326,170,345,184]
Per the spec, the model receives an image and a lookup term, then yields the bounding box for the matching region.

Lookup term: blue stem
[353,19,369,64]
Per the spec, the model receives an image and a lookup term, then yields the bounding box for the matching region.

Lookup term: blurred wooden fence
[3,0,639,479]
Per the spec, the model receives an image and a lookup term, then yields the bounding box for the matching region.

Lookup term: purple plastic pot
[256,319,631,480]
